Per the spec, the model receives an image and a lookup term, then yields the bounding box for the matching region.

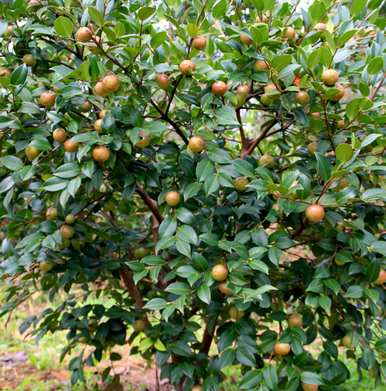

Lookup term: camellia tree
[0,0,385,389]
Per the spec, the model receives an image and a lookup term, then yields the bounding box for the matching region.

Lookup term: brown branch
[370,72,385,101]
[165,75,183,115]
[241,119,277,158]
[120,268,144,309]
[201,315,218,355]
[135,184,163,224]
[236,108,247,151]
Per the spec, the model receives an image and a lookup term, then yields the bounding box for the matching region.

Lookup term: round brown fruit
[133,319,146,332]
[188,136,205,153]
[135,131,151,149]
[312,112,321,119]
[240,32,253,45]
[273,342,291,356]
[22,54,36,66]
[192,36,207,50]
[94,81,108,97]
[308,141,317,154]
[179,60,196,75]
[233,176,249,192]
[60,224,75,239]
[102,74,120,93]
[330,84,345,101]
[53,128,67,143]
[296,91,310,105]
[341,334,352,348]
[45,207,58,220]
[165,191,181,207]
[237,84,250,97]
[92,145,110,163]
[293,74,301,87]
[0,67,11,77]
[264,83,278,94]
[337,119,346,129]
[375,269,386,285]
[255,60,268,72]
[259,153,274,167]
[155,73,170,89]
[64,139,79,153]
[5,25,13,37]
[39,91,56,107]
[211,81,228,96]
[322,69,339,86]
[229,306,244,320]
[284,27,296,40]
[288,313,303,328]
[80,100,92,112]
[337,178,349,190]
[94,119,103,133]
[306,204,325,222]
[27,0,40,7]
[192,386,203,391]
[25,146,39,161]
[315,22,326,32]
[75,27,92,43]
[99,109,107,119]
[218,283,232,296]
[65,214,76,224]
[211,264,228,282]
[302,384,319,391]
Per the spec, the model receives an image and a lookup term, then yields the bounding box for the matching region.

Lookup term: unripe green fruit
[259,154,274,167]
[133,319,146,332]
[22,54,36,66]
[65,214,76,224]
[229,306,244,320]
[341,334,352,348]
[39,261,54,272]
[233,176,249,192]
[25,146,39,161]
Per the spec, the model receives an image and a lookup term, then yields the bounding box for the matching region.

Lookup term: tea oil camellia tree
[0,0,385,390]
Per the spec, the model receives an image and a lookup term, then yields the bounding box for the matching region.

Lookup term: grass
[0,287,384,390]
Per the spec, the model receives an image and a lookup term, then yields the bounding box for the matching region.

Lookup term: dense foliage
[0,0,385,390]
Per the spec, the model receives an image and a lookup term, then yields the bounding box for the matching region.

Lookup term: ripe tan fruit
[80,100,92,112]
[273,342,291,356]
[133,319,146,332]
[264,83,278,94]
[64,139,79,153]
[322,69,339,86]
[94,119,103,133]
[311,112,321,119]
[165,191,181,207]
[45,207,58,220]
[233,176,249,192]
[296,91,310,105]
[259,153,274,167]
[60,224,75,239]
[155,73,170,89]
[341,334,352,348]
[218,283,232,296]
[92,145,110,163]
[308,141,317,154]
[192,36,207,50]
[5,25,13,37]
[179,60,196,75]
[75,27,92,43]
[211,81,228,96]
[102,73,120,93]
[337,119,346,129]
[375,269,386,285]
[22,54,36,66]
[288,313,303,328]
[99,109,107,119]
[255,60,268,71]
[337,178,349,190]
[237,84,250,96]
[25,146,39,161]
[330,84,345,101]
[135,131,151,149]
[27,0,40,7]
[52,128,67,143]
[306,204,325,222]
[188,136,205,153]
[229,306,244,320]
[192,386,203,391]
[302,384,319,391]
[315,22,326,32]
[240,32,253,45]
[94,81,108,97]
[0,67,11,77]
[211,264,228,282]
[284,27,296,40]
[39,91,56,107]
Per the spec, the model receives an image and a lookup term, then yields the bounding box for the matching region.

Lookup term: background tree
[0,0,385,390]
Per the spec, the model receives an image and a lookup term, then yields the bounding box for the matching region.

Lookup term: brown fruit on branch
[39,91,56,107]
[155,73,170,89]
[135,131,151,149]
[192,386,203,391]
[308,141,317,154]
[302,384,319,391]
[330,83,345,101]
[288,313,303,328]
[337,119,346,129]
[192,36,207,50]
[284,27,296,40]
[188,136,205,153]
[273,342,291,356]
[233,176,249,192]
[296,91,310,105]
[306,204,325,222]
[211,81,228,96]
[236,84,250,97]
[60,224,75,239]
[94,119,103,133]
[25,146,39,161]
[229,306,244,320]
[240,32,253,45]
[165,191,181,207]
[211,264,228,282]
[102,74,120,93]
[64,139,79,153]
[94,81,108,97]
[218,283,232,296]
[0,67,11,77]
[92,145,110,163]
[255,60,268,71]
[22,54,36,66]
[99,109,107,119]
[259,154,274,167]
[179,60,196,75]
[53,128,67,143]
[311,112,321,119]
[341,334,352,348]
[75,27,92,43]
[315,22,326,31]
[45,207,58,220]
[80,100,92,112]
[375,269,386,285]
[322,69,339,86]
